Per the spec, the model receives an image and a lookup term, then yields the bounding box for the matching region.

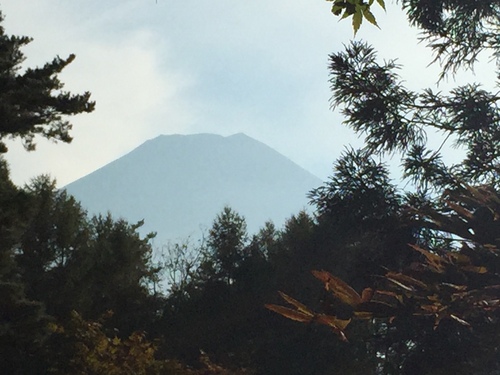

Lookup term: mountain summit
[64,133,322,244]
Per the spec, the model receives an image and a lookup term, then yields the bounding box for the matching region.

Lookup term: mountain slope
[64,133,322,244]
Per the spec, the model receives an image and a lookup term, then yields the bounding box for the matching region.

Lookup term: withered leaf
[265,304,314,323]
[312,270,362,307]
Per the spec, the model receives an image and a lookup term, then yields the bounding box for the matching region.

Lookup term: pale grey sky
[1,0,496,187]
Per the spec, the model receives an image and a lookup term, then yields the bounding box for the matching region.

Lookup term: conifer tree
[268,1,500,373]
[0,11,94,152]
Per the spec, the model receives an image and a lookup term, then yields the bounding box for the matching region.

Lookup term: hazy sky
[1,0,496,187]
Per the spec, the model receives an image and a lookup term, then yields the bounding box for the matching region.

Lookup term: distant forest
[1,1,500,374]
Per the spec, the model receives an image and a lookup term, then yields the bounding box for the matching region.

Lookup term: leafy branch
[327,0,386,34]
[267,184,500,341]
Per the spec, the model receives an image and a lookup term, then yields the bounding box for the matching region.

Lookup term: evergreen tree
[204,206,248,284]
[328,40,499,189]
[0,161,52,374]
[0,11,94,152]
[15,176,161,334]
[268,1,500,373]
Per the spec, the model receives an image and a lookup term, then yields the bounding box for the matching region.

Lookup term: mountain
[64,133,322,245]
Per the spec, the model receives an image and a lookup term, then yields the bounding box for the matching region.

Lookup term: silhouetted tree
[329,40,499,189]
[17,177,161,333]
[0,11,94,152]
[204,206,248,284]
[0,8,94,371]
[268,1,500,373]
[0,167,51,374]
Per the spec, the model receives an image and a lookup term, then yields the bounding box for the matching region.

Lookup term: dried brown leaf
[265,304,314,323]
[385,272,428,289]
[450,314,471,327]
[361,287,375,302]
[312,270,362,307]
[446,201,474,220]
[353,311,373,319]
[316,314,351,331]
[409,244,448,273]
[278,291,314,316]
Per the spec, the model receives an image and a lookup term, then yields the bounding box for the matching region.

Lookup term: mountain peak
[65,133,321,244]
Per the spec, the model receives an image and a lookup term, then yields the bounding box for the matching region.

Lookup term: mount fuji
[64,133,322,245]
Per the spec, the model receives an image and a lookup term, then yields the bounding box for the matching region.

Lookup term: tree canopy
[0,11,94,152]
[2,1,500,374]
[267,0,500,373]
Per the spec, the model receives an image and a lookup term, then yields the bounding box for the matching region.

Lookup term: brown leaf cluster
[267,184,500,340]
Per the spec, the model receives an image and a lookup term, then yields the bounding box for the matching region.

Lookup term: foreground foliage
[266,0,500,373]
[327,0,386,34]
[2,1,500,374]
[268,184,500,369]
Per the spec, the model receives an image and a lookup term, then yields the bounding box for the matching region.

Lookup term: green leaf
[352,8,363,35]
[362,8,379,27]
[331,4,343,16]
[341,9,352,20]
[376,0,386,10]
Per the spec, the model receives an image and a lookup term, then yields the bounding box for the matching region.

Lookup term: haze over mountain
[64,133,322,245]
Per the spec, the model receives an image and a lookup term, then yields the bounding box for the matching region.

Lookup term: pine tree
[0,11,94,153]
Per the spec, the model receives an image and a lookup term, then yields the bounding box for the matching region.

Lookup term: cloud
[2,0,194,187]
[2,0,353,187]
[2,0,493,188]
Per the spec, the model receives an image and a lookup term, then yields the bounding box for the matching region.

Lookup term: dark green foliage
[308,150,416,295]
[273,185,500,374]
[0,159,29,278]
[329,41,500,189]
[203,206,248,284]
[0,281,52,374]
[329,43,422,155]
[0,166,164,370]
[160,203,407,374]
[0,49,159,361]
[264,1,500,373]
[17,176,88,293]
[310,148,400,226]
[0,11,94,152]
[2,1,500,373]
[0,160,52,374]
[0,7,165,373]
[399,0,500,76]
[16,177,161,334]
